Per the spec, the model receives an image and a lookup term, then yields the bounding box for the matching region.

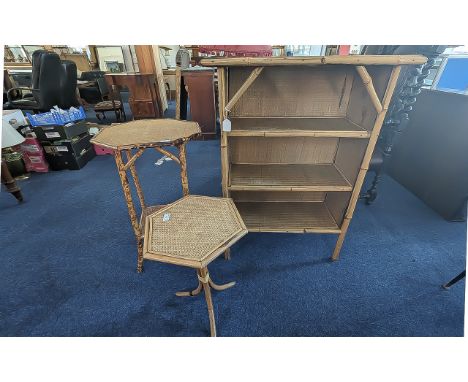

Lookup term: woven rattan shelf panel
[228,117,370,138]
[229,164,352,191]
[90,119,200,149]
[143,195,247,268]
[236,201,340,233]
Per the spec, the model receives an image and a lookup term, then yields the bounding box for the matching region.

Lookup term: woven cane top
[143,196,248,268]
[90,119,201,149]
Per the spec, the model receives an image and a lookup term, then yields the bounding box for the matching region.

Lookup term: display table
[90,119,201,272]
[143,195,247,336]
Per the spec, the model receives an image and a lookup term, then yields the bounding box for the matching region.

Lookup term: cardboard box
[45,145,96,171]
[41,133,92,156]
[33,120,88,141]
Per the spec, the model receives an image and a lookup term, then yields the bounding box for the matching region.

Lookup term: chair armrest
[7,87,33,102]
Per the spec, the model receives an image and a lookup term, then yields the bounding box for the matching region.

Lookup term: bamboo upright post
[115,150,144,272]
[175,67,181,120]
[218,68,232,261]
[331,65,402,261]
[218,68,229,198]
[178,142,189,196]
[125,149,146,210]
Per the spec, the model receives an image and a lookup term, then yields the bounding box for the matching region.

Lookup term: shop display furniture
[143,195,247,336]
[201,55,426,261]
[94,79,126,122]
[90,119,201,272]
[104,73,163,119]
[175,67,217,139]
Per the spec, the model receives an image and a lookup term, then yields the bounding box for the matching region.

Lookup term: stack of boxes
[32,118,96,171]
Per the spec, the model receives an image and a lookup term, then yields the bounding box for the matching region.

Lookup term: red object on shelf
[198,45,273,57]
[338,45,351,55]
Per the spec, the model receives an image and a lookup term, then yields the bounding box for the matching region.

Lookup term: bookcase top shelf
[200,55,427,67]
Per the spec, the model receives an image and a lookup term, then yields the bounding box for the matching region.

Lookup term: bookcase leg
[331,218,351,261]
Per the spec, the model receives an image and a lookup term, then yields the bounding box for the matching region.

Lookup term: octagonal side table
[91,119,201,273]
[143,195,248,336]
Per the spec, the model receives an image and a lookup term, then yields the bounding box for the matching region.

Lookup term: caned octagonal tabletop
[143,195,248,269]
[90,118,201,149]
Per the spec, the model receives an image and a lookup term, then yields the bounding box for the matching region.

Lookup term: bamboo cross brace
[122,148,144,171]
[224,67,264,114]
[155,147,181,164]
[355,66,383,113]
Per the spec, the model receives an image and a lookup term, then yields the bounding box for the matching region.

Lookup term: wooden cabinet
[105,73,162,119]
[176,68,217,139]
[201,55,426,260]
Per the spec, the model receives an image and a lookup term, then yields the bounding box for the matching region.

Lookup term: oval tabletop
[90,118,201,149]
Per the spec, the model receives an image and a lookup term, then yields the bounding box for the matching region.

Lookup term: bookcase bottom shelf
[235,201,341,233]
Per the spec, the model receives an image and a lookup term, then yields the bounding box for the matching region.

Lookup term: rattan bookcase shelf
[201,55,426,260]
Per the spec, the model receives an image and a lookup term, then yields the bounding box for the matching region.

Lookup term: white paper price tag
[162,213,171,222]
[222,118,231,132]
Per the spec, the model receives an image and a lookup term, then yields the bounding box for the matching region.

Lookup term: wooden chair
[94,78,126,122]
[143,195,248,336]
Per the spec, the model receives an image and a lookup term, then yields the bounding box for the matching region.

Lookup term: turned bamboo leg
[224,248,231,260]
[332,217,351,261]
[209,279,235,291]
[125,149,146,210]
[115,150,143,273]
[176,279,203,297]
[178,142,189,196]
[199,268,216,337]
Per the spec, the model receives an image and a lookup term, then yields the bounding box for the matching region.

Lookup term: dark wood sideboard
[105,73,162,119]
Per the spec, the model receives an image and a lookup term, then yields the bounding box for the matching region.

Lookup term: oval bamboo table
[143,195,248,336]
[90,118,201,272]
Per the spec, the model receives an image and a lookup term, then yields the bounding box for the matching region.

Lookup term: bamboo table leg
[176,268,236,336]
[178,142,189,196]
[126,149,146,210]
[199,267,216,337]
[115,150,144,273]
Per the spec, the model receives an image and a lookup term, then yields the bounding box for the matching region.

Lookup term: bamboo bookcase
[201,55,426,260]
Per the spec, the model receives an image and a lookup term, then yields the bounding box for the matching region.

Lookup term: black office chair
[4,50,80,112]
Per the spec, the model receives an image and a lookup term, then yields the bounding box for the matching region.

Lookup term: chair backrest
[31,49,49,91]
[96,77,109,99]
[60,60,80,109]
[110,85,123,104]
[80,70,106,81]
[35,51,63,110]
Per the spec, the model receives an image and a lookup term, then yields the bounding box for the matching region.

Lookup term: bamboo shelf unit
[201,55,426,260]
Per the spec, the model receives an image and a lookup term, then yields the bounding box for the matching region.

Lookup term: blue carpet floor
[0,101,465,336]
